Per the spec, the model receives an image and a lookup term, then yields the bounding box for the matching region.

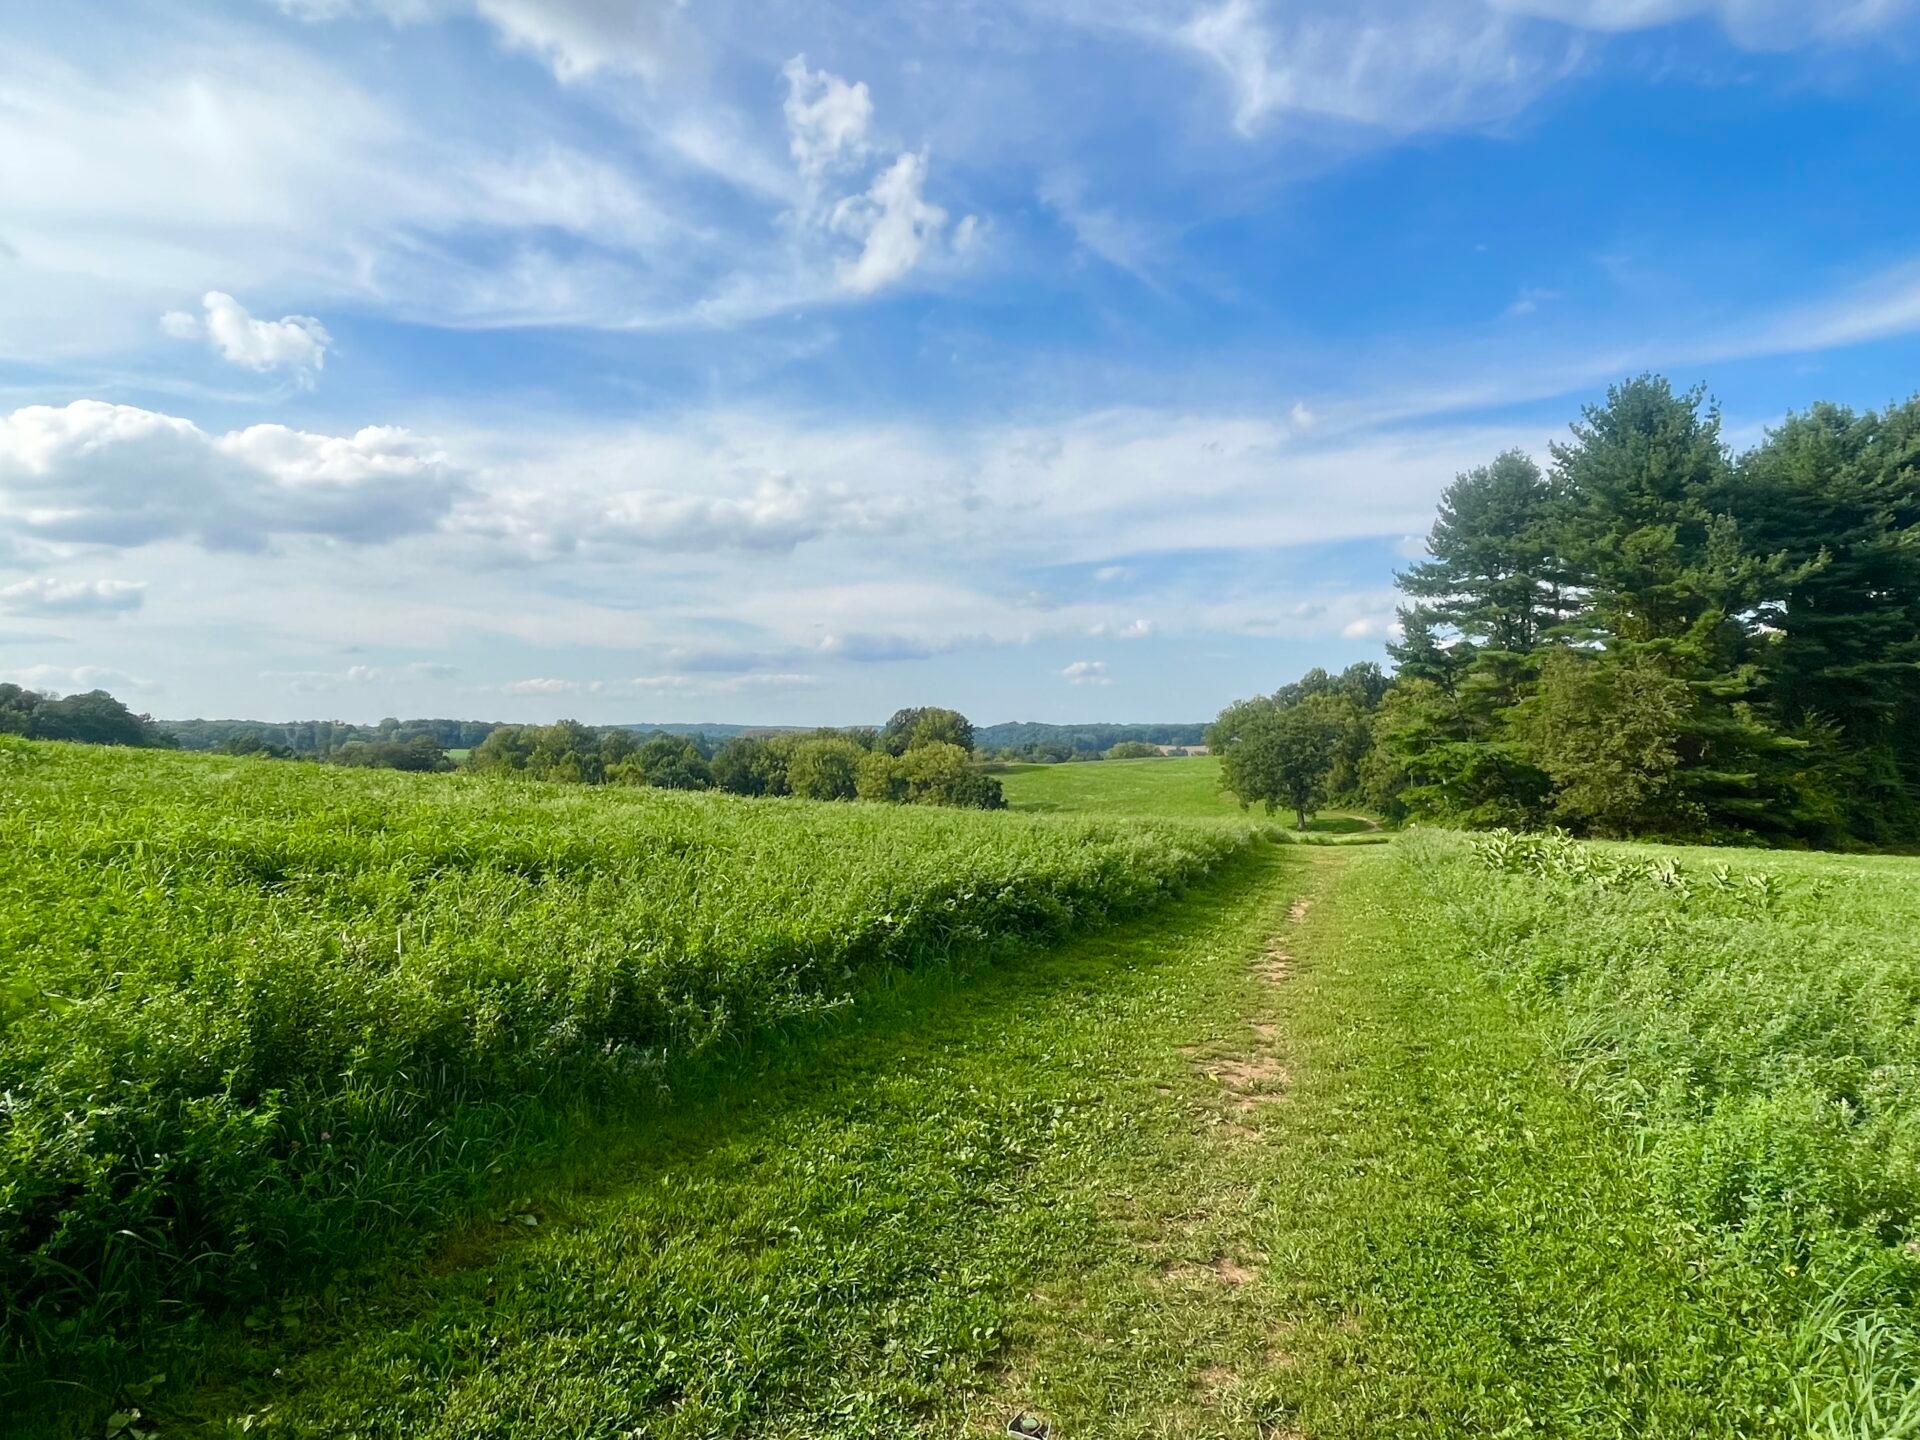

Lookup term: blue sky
[2,0,1918,725]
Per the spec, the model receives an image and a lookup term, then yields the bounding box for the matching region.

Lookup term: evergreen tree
[1733,398,1920,839]
[1398,450,1565,653]
[1548,375,1798,835]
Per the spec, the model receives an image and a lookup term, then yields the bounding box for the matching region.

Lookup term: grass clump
[1397,827,1920,1435]
[0,737,1244,1397]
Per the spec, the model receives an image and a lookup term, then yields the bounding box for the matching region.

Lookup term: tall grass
[0,738,1245,1390]
[1400,827,1920,1431]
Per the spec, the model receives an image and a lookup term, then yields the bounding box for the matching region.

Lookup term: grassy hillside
[0,738,1246,1400]
[999,755,1380,837]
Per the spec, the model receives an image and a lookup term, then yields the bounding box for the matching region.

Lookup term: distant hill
[976,720,1207,757]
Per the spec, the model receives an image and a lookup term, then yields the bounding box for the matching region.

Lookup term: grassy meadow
[0,737,1245,1409]
[998,754,1382,838]
[10,737,1920,1437]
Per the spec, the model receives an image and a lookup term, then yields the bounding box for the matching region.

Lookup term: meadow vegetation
[0,736,1243,1402]
[1397,827,1920,1431]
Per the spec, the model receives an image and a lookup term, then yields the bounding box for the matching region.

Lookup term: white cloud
[162,291,331,381]
[1090,617,1156,639]
[831,153,955,294]
[1288,401,1317,430]
[276,0,688,81]
[1062,659,1113,685]
[770,56,971,298]
[0,577,147,616]
[471,0,684,81]
[1174,0,1581,137]
[462,472,903,559]
[501,676,589,695]
[783,55,873,181]
[0,401,467,550]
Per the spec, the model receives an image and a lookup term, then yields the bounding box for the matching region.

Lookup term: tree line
[1213,375,1920,846]
[467,706,1004,809]
[0,685,175,749]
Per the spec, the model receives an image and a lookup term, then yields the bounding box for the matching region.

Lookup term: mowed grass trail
[154,843,1821,1439]
[997,756,1378,837]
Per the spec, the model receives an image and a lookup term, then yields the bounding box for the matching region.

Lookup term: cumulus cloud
[0,577,147,616]
[1062,659,1113,685]
[0,401,467,550]
[831,153,954,295]
[162,292,331,380]
[500,676,592,695]
[783,55,873,181]
[1089,617,1156,639]
[778,55,973,296]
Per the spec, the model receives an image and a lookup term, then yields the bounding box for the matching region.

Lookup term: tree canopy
[1219,375,1920,846]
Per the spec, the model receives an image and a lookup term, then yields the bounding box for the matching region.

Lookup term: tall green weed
[1405,828,1920,1432]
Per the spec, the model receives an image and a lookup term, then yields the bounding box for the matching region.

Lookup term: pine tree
[1398,450,1566,653]
[1545,376,1802,835]
[1734,398,1920,839]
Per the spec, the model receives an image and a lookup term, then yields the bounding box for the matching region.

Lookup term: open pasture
[997,755,1380,837]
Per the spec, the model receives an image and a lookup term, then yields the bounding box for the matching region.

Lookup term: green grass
[112,840,1870,1439]
[1405,828,1920,1435]
[997,755,1381,838]
[15,739,1920,1437]
[0,738,1245,1409]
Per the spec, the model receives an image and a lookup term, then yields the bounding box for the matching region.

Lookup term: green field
[9,741,1920,1437]
[998,755,1380,836]
[0,738,1243,1414]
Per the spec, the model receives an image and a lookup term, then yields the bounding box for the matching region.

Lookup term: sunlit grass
[0,737,1245,1407]
[998,755,1383,840]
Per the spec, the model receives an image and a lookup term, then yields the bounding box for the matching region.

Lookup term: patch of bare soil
[1161,1252,1264,1288]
